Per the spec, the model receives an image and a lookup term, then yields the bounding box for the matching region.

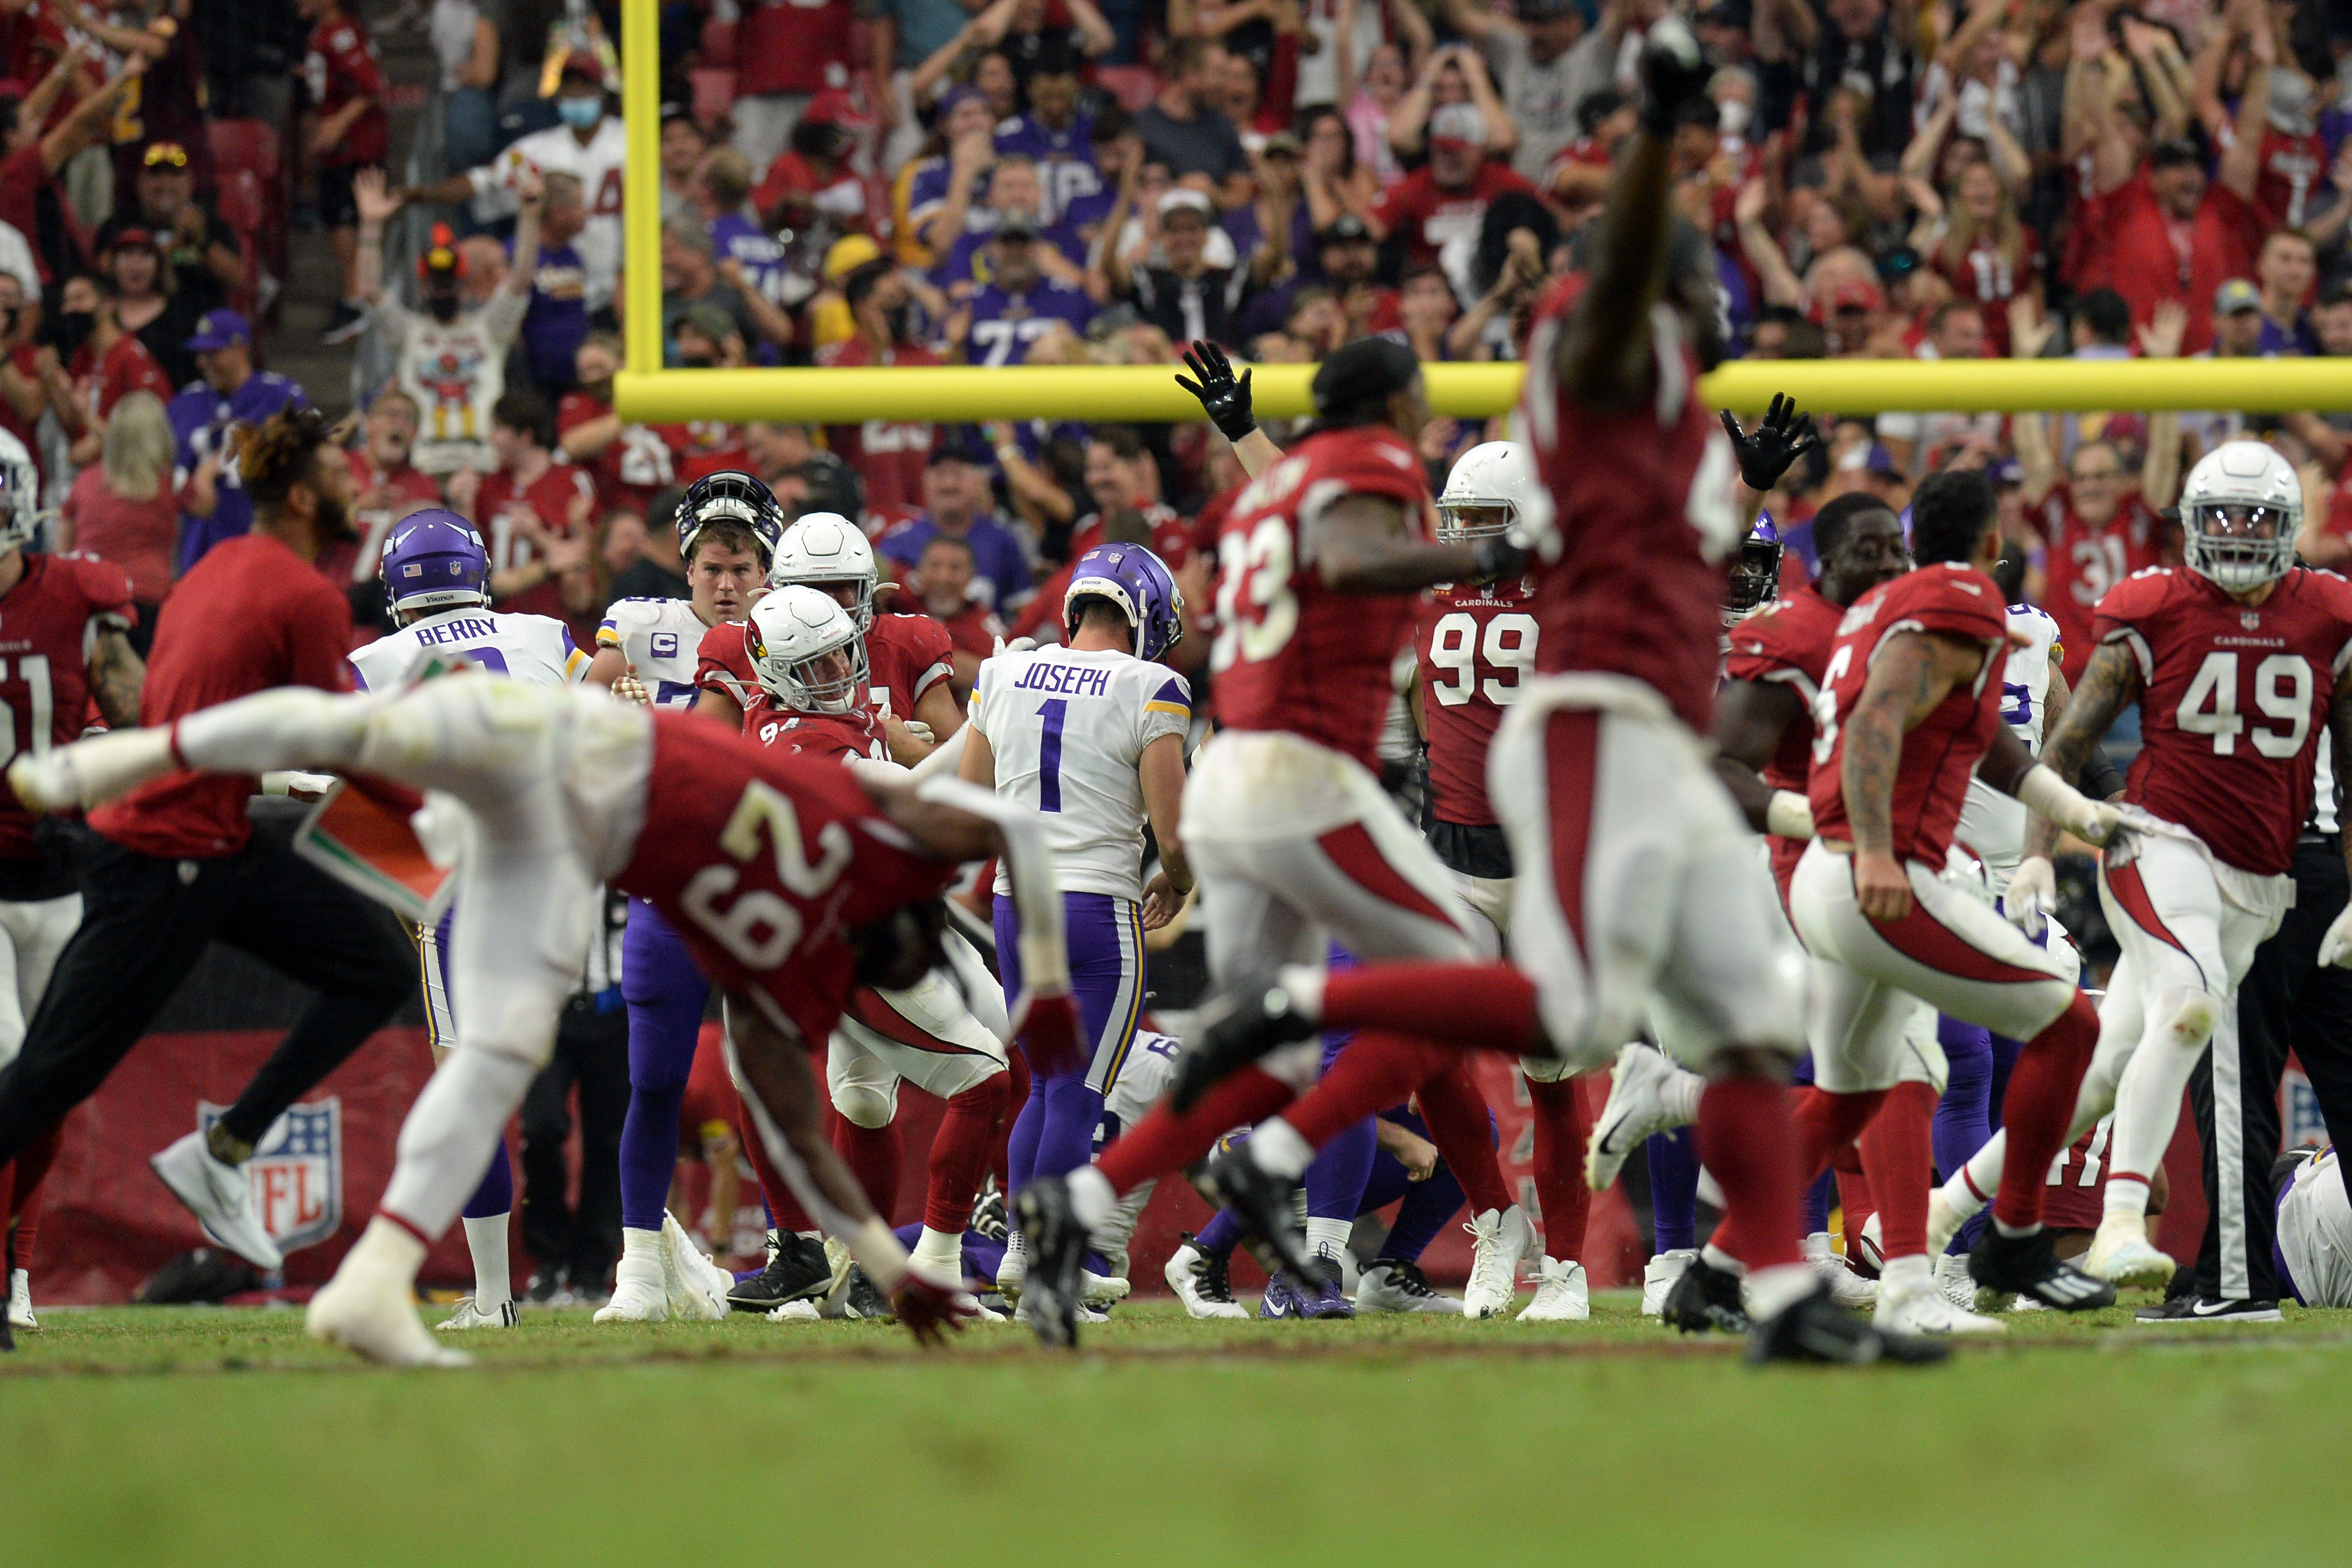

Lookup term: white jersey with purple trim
[1101,1028,1180,1131]
[348,607,587,693]
[2277,1146,2352,1307]
[972,645,1191,902]
[598,596,722,709]
[1955,603,2063,888]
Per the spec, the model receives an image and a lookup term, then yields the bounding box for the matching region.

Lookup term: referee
[0,406,414,1274]
[2155,740,2352,1319]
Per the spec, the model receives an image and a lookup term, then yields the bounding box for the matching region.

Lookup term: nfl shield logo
[2243,610,2262,629]
[197,1098,343,1254]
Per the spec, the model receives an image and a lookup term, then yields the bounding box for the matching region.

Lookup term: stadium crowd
[0,0,2349,1353]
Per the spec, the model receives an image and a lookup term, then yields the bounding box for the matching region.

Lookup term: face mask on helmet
[1722,526,1784,625]
[1436,441,1537,545]
[0,441,37,557]
[678,470,786,568]
[2184,501,2297,589]
[750,587,870,714]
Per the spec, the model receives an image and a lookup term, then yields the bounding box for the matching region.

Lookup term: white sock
[909,1225,963,1284]
[1949,1132,2004,1220]
[1247,1116,1315,1181]
[378,1047,538,1239]
[1745,1261,1814,1319]
[1879,1252,1930,1290]
[1274,963,1327,1021]
[2105,992,2215,1210]
[1065,1165,1115,1233]
[1801,1231,1835,1262]
[344,1214,429,1293]
[463,1215,511,1308]
[1699,1242,1746,1278]
[1305,1216,1351,1260]
[1694,1166,1724,1211]
[2103,1173,2153,1222]
[617,1226,663,1279]
[1662,1067,1706,1126]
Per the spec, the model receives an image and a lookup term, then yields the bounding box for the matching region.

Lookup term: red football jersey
[616,711,958,1049]
[1416,578,1538,828]
[2095,565,2352,876]
[1723,582,1844,892]
[2039,1115,2121,1232]
[347,452,445,589]
[73,334,172,422]
[557,391,691,514]
[1068,504,1194,573]
[1807,564,2009,863]
[2252,125,2326,233]
[0,553,134,859]
[476,460,599,622]
[817,338,940,517]
[1207,423,1430,769]
[695,612,949,727]
[303,14,391,167]
[1519,278,1744,734]
[2033,483,2178,684]
[749,705,890,764]
[1931,227,2040,358]
[736,0,856,98]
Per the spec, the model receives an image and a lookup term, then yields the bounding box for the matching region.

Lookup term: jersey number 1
[1037,699,1066,812]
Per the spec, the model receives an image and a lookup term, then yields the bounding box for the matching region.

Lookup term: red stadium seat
[691,67,738,128]
[1094,66,1159,112]
[208,118,281,184]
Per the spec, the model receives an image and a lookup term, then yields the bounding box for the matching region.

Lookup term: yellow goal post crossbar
[615,0,2352,424]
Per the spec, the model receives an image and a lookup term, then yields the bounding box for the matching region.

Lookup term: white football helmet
[769,512,877,630]
[2179,440,2301,591]
[1436,441,1542,544]
[0,428,39,555]
[749,584,869,715]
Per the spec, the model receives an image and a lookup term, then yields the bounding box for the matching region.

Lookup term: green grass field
[5,1294,2347,1566]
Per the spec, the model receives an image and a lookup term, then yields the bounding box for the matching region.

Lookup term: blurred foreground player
[1164,22,1938,1365]
[0,407,415,1287]
[14,677,1080,1366]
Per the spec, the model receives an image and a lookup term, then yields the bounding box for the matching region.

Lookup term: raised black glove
[1720,393,1824,493]
[1175,339,1256,443]
[1470,533,1529,585]
[1637,15,1711,138]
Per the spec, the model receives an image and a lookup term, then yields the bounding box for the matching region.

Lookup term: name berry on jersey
[350,608,588,692]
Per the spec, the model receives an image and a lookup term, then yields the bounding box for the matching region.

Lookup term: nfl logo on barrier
[197,1098,343,1254]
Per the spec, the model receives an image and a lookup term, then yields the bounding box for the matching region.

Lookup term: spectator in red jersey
[57,386,174,646]
[0,40,143,285]
[1372,102,1538,293]
[0,271,44,480]
[451,389,598,639]
[753,100,871,235]
[77,0,204,203]
[817,259,941,515]
[44,271,172,469]
[1546,87,1633,227]
[729,0,862,174]
[2074,121,2263,354]
[2252,227,2317,355]
[1069,424,1191,569]
[297,0,390,345]
[346,389,444,585]
[2189,0,2324,235]
[911,533,1002,702]
[1911,150,2041,359]
[1877,299,2000,478]
[558,332,688,514]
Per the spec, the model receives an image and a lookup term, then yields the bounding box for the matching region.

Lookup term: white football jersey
[1101,1029,1181,1132]
[598,596,721,709]
[972,645,1191,902]
[1957,603,2063,887]
[349,607,588,692]
[468,118,628,308]
[2278,1147,2352,1308]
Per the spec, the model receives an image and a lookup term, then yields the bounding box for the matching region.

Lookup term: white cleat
[767,1299,821,1321]
[1925,1187,1966,1257]
[1517,1258,1590,1321]
[1081,1270,1131,1308]
[594,1248,670,1323]
[1802,1231,1878,1308]
[8,724,176,813]
[307,1229,470,1368]
[436,1296,518,1331]
[1876,1274,2006,1335]
[1355,1261,1462,1314]
[1641,1249,1695,1316]
[150,1131,283,1272]
[659,1213,732,1321]
[1462,1204,1535,1319]
[1585,1044,1685,1192]
[1933,1252,1977,1312]
[1164,1241,1249,1319]
[2083,1215,2175,1288]
[7,1266,33,1330]
[995,1238,1026,1301]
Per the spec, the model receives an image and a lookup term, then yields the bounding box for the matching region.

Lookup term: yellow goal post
[614,0,2352,425]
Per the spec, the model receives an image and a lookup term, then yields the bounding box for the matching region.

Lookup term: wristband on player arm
[1765,788,1814,840]
[2016,763,2116,842]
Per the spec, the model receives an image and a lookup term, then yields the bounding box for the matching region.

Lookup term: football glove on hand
[1175,339,1256,443]
[1638,15,1710,136]
[1720,393,1824,493]
[2321,905,2352,970]
[2005,855,2056,940]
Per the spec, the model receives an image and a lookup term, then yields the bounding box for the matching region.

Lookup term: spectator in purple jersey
[514,172,592,393]
[907,87,1001,258]
[937,156,1087,292]
[697,150,794,366]
[993,40,1097,224]
[952,216,1097,366]
[1057,107,1140,262]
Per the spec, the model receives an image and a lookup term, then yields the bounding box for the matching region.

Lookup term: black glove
[1720,394,1824,493]
[1470,533,1529,585]
[1175,339,1256,443]
[1637,15,1711,137]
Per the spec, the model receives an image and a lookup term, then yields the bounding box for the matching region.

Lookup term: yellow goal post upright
[614,0,2352,426]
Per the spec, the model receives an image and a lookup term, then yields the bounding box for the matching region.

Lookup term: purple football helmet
[1723,513,1784,625]
[1064,542,1185,661]
[679,470,787,567]
[380,508,492,616]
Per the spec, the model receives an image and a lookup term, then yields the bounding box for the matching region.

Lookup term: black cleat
[1968,1225,2116,1312]
[1170,980,1319,1113]
[1747,1282,1950,1367]
[1659,1255,1750,1335]
[1011,1176,1089,1349]
[840,1263,895,1320]
[1205,1143,1327,1285]
[2131,1295,2283,1325]
[727,1229,832,1312]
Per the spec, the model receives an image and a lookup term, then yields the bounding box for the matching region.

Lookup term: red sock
[1096,1066,1294,1195]
[3,1123,63,1272]
[993,1047,1032,1191]
[1283,1032,1452,1148]
[1834,1168,1873,1260]
[1524,1074,1590,1261]
[733,1091,815,1233]
[1697,1072,1803,1271]
[1856,1080,1936,1260]
[1414,1057,1513,1217]
[1790,1085,1887,1186]
[1317,962,1542,1051]
[1993,992,2101,1231]
[923,1073,1010,1233]
[832,1118,904,1223]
